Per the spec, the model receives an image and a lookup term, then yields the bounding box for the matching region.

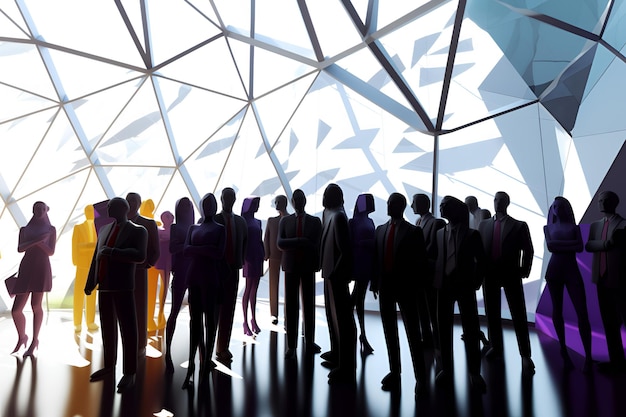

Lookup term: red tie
[385,222,396,272]
[600,218,609,276]
[492,219,501,260]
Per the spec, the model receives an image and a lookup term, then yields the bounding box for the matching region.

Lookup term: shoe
[359,335,374,355]
[243,323,252,336]
[182,364,195,389]
[117,374,135,392]
[24,341,39,357]
[87,322,99,331]
[251,319,261,334]
[305,343,321,354]
[381,372,400,391]
[320,351,337,363]
[11,336,28,354]
[470,374,487,393]
[271,317,278,325]
[320,360,335,369]
[522,357,535,375]
[284,348,296,359]
[90,367,114,381]
[216,350,233,363]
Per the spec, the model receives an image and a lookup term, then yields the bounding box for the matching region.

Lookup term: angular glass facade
[1,0,624,315]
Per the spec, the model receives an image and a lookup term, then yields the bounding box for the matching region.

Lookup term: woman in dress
[11,201,56,356]
[241,196,265,335]
[544,196,592,371]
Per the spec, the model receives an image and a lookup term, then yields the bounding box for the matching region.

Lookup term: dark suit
[416,213,446,347]
[277,213,322,349]
[372,219,427,382]
[585,214,626,364]
[264,214,286,319]
[434,224,485,377]
[215,211,248,354]
[85,221,147,375]
[320,208,355,379]
[129,213,160,355]
[478,215,533,357]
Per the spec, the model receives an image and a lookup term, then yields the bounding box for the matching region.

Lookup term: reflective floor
[1,297,625,417]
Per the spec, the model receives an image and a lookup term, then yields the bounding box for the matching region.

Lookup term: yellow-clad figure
[140,199,162,332]
[72,204,98,332]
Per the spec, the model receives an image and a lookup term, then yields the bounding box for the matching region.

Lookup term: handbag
[4,273,17,297]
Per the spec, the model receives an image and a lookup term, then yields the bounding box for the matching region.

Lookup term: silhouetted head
[175,197,195,226]
[465,196,478,213]
[33,201,48,217]
[274,195,288,212]
[387,193,406,220]
[161,211,174,229]
[440,196,467,226]
[493,191,510,215]
[354,193,375,215]
[242,196,260,215]
[84,204,95,221]
[322,184,343,209]
[201,193,218,221]
[411,194,430,216]
[292,189,306,214]
[598,191,619,215]
[221,187,236,213]
[126,192,141,218]
[108,197,130,223]
[547,196,575,224]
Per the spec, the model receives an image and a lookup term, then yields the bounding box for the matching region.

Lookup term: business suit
[215,211,248,356]
[85,220,147,377]
[264,213,286,321]
[320,203,356,382]
[434,223,485,379]
[372,218,427,387]
[129,213,160,355]
[278,212,322,350]
[478,215,533,358]
[416,212,446,348]
[585,213,626,365]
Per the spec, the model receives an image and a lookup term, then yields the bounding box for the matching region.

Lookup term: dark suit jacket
[277,213,322,273]
[371,219,427,292]
[478,215,533,280]
[320,208,353,282]
[130,214,160,269]
[585,214,626,287]
[85,221,148,292]
[434,225,485,291]
[215,212,248,269]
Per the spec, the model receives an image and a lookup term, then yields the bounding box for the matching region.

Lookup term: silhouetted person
[182,193,225,388]
[349,193,376,355]
[585,190,626,373]
[126,192,160,357]
[434,196,486,393]
[465,196,491,230]
[140,198,163,332]
[277,189,322,359]
[411,193,445,349]
[320,183,356,384]
[264,195,289,325]
[215,187,248,361]
[155,210,174,331]
[72,204,98,332]
[11,201,56,356]
[544,196,592,371]
[371,193,427,396]
[241,196,265,336]
[85,197,147,392]
[165,197,195,372]
[478,191,535,374]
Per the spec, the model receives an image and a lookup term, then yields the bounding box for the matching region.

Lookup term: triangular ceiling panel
[118,0,147,54]
[0,83,57,124]
[0,43,58,100]
[252,46,317,98]
[105,166,176,203]
[0,5,28,38]
[305,0,364,59]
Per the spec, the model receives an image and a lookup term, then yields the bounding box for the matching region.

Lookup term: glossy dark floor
[1,300,625,417]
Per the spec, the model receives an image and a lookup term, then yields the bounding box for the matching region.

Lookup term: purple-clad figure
[241,196,265,336]
[11,201,56,356]
[165,198,195,373]
[543,196,592,371]
[349,193,376,355]
[155,210,174,330]
[182,193,225,388]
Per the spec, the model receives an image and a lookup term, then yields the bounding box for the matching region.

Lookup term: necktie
[492,219,501,260]
[600,218,609,276]
[385,222,396,272]
[445,226,456,275]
